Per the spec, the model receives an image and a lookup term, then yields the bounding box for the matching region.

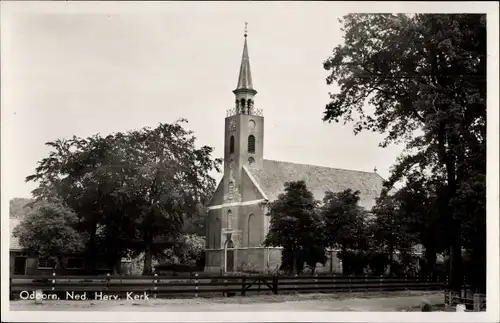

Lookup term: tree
[369,193,417,276]
[263,181,325,275]
[323,14,485,291]
[395,174,448,277]
[320,189,367,274]
[160,234,206,267]
[26,119,221,274]
[13,200,87,269]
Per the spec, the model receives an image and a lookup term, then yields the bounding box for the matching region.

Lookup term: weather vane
[244,21,248,37]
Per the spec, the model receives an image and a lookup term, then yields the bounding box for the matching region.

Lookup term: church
[204,30,384,273]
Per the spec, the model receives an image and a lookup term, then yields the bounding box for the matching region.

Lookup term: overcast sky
[1,2,439,200]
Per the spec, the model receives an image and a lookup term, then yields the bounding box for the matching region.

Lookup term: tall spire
[234,22,256,94]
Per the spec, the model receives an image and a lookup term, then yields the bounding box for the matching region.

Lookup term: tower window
[227,210,233,229]
[247,213,254,247]
[228,181,234,200]
[248,135,255,153]
[229,136,235,154]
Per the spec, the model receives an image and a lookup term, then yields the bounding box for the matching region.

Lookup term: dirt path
[11,291,444,311]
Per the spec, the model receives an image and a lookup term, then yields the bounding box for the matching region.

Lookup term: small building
[204,32,384,273]
[10,217,86,276]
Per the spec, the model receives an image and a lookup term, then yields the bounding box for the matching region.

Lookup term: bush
[365,251,390,276]
[340,250,369,275]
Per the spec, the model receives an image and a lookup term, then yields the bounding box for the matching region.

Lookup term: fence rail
[10,274,446,300]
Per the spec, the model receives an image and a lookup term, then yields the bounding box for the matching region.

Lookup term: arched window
[248,135,255,153]
[229,136,235,154]
[214,218,221,249]
[240,99,246,113]
[247,213,254,247]
[227,210,233,229]
[206,221,210,248]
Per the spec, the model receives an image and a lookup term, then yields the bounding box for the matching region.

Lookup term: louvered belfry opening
[248,135,255,153]
[229,136,235,154]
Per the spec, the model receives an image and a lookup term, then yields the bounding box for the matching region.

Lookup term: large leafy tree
[13,200,87,269]
[9,198,34,218]
[323,14,485,291]
[26,119,221,274]
[395,173,448,277]
[264,181,325,275]
[369,193,417,276]
[320,189,368,274]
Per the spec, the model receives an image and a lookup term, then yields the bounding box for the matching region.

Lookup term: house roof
[246,159,384,210]
[10,217,22,251]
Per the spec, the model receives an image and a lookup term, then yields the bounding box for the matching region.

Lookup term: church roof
[234,36,255,92]
[246,159,384,210]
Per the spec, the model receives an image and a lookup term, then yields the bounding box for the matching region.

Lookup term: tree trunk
[143,240,153,275]
[424,246,437,278]
[388,243,394,277]
[437,124,462,292]
[56,255,64,275]
[341,245,347,275]
[292,248,298,275]
[113,258,122,275]
[85,220,97,274]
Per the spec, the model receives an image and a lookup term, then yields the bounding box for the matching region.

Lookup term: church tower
[223,27,264,205]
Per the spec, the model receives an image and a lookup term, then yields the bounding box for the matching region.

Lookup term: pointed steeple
[234,23,257,95]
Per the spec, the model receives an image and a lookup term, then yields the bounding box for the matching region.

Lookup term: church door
[226,240,235,272]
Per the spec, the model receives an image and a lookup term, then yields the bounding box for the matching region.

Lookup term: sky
[0,2,414,200]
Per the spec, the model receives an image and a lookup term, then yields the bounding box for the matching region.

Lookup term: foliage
[365,251,391,276]
[302,244,328,274]
[264,181,326,274]
[25,119,221,274]
[323,14,486,291]
[340,250,369,275]
[320,189,368,274]
[368,193,418,275]
[13,200,87,268]
[9,198,34,218]
[161,234,206,267]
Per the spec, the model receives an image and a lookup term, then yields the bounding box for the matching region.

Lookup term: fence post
[314,274,318,292]
[379,275,383,291]
[106,273,110,291]
[52,272,56,291]
[194,273,199,298]
[473,294,481,312]
[365,274,368,292]
[272,275,278,295]
[223,273,227,297]
[463,277,467,299]
[241,277,246,296]
[349,274,352,293]
[153,273,158,300]
[405,274,408,291]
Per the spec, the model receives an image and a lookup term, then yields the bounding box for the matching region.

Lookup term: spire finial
[244,21,248,37]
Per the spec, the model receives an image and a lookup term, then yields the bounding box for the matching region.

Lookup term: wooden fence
[444,288,486,312]
[10,274,446,300]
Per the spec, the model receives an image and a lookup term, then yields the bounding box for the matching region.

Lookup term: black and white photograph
[1,1,498,322]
